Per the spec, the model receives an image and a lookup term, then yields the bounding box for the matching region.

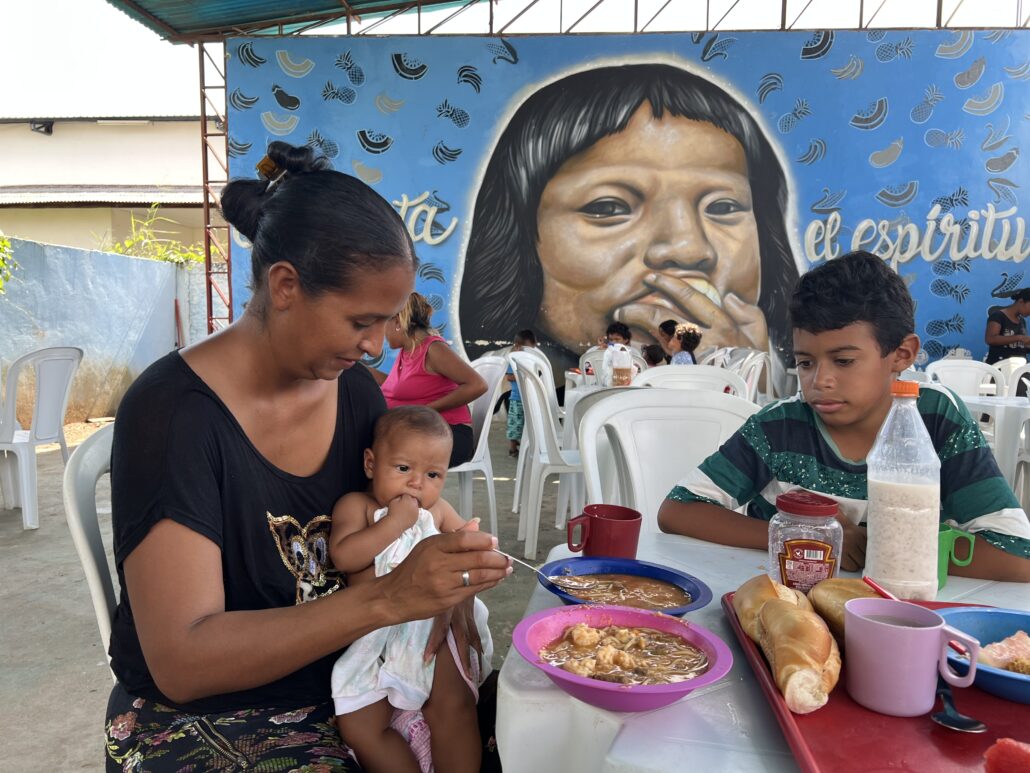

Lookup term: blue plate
[938,606,1030,704]
[538,557,712,617]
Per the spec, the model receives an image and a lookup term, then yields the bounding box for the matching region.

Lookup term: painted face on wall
[534,103,767,354]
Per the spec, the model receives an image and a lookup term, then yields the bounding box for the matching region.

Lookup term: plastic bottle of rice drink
[865,380,940,600]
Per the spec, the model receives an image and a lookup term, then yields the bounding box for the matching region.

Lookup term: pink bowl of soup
[512,604,733,712]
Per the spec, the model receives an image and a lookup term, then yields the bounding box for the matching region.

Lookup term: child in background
[330,406,494,773]
[642,344,666,368]
[670,323,703,365]
[657,250,1030,582]
[505,329,537,457]
[657,319,679,362]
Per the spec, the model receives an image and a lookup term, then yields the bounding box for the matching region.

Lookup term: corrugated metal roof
[105,0,463,41]
[0,185,203,206]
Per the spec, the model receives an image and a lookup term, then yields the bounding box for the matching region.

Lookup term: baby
[330,405,491,773]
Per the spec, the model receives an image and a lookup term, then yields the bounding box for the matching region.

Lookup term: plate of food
[939,607,1030,704]
[538,556,712,616]
[512,603,732,712]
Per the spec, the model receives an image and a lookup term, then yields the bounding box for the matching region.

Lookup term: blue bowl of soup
[538,557,712,617]
[938,607,1030,704]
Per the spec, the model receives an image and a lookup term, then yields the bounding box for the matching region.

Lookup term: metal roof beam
[565,0,609,33]
[426,0,483,34]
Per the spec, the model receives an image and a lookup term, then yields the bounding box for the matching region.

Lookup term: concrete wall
[0,206,205,253]
[0,237,177,422]
[0,120,208,187]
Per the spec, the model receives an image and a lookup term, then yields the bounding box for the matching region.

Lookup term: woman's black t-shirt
[985,309,1029,364]
[108,352,384,713]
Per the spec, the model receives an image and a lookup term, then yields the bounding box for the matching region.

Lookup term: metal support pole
[197,42,232,334]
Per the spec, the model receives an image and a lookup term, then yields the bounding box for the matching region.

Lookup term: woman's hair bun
[267,140,332,175]
[219,142,331,241]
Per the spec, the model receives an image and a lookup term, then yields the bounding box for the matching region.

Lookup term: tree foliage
[104,204,204,265]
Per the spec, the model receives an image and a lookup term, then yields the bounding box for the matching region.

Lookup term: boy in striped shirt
[658,251,1030,582]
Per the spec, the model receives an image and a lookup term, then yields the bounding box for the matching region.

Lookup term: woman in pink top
[380,292,487,466]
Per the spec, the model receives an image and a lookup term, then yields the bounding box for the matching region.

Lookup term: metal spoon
[931,676,987,733]
[491,549,590,592]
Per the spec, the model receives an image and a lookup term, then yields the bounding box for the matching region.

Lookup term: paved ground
[0,413,566,770]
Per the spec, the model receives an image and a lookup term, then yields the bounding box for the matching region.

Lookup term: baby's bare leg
[422,643,481,773]
[336,698,419,773]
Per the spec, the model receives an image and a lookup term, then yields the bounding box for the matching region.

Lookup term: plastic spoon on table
[862,577,987,733]
[491,548,592,592]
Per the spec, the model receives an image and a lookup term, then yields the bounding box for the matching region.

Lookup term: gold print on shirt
[267,513,343,604]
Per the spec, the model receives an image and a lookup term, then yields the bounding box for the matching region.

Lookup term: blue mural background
[226,30,1030,370]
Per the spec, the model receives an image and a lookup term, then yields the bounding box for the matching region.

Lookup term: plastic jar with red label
[768,490,843,593]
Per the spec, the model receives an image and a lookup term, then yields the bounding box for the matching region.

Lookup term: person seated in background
[670,323,703,365]
[656,319,678,363]
[985,287,1030,397]
[599,320,633,349]
[380,292,487,467]
[657,250,1030,582]
[505,329,537,457]
[642,344,666,368]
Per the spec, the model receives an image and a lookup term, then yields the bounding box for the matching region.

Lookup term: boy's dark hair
[372,406,452,449]
[606,321,632,341]
[1012,288,1030,303]
[658,319,678,338]
[789,250,915,355]
[642,344,665,366]
[514,329,537,346]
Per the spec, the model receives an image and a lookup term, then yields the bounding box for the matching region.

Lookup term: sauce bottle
[768,490,843,593]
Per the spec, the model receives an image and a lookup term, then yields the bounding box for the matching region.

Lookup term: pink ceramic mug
[566,504,641,559]
[844,598,980,717]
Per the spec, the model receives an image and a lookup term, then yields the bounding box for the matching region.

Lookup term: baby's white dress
[331,506,493,716]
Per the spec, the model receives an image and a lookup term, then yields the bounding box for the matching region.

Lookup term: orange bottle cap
[892,379,920,397]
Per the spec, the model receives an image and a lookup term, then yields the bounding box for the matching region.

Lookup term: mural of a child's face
[534,104,768,354]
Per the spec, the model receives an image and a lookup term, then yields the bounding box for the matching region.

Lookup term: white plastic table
[496,532,1030,773]
[960,394,1030,488]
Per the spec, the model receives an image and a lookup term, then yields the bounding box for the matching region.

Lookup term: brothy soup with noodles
[541,623,710,685]
[550,573,692,610]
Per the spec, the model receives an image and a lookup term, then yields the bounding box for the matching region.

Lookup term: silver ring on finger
[461,570,471,588]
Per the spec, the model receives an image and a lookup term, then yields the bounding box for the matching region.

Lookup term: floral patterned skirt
[105,684,361,772]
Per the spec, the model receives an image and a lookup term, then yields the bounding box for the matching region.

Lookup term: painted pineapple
[875,37,914,63]
[925,314,965,337]
[777,98,811,134]
[335,51,366,86]
[909,85,943,124]
[925,128,965,149]
[437,99,470,128]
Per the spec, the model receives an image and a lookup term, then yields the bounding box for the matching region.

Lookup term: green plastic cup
[937,524,975,589]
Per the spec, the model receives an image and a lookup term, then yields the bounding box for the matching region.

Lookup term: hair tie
[256,155,287,194]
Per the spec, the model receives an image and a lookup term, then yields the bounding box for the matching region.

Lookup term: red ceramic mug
[566,504,642,559]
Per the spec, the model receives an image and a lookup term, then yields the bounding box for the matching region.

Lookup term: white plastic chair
[509,347,565,515]
[579,389,759,534]
[450,356,507,535]
[733,350,773,403]
[510,352,583,558]
[631,364,748,397]
[577,346,606,387]
[900,367,930,383]
[0,346,83,529]
[699,346,734,368]
[62,422,116,679]
[926,360,1007,396]
[1005,363,1030,397]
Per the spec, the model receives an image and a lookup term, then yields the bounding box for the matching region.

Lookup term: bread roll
[733,574,812,641]
[758,599,841,714]
[808,578,878,646]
